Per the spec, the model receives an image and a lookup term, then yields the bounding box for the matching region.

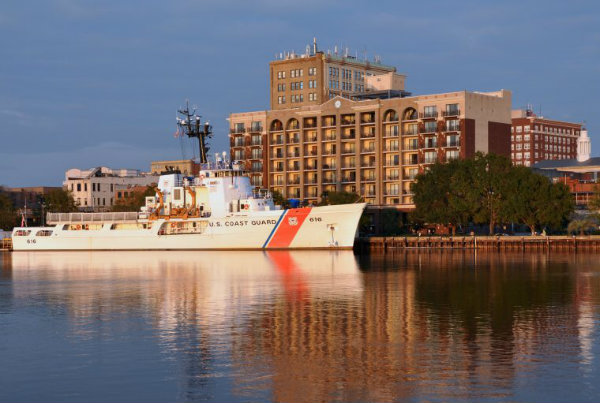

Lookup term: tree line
[412,153,574,235]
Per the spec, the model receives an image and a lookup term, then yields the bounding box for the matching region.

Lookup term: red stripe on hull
[267,208,311,248]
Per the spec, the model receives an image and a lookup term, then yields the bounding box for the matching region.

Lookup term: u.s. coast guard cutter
[12,104,365,251]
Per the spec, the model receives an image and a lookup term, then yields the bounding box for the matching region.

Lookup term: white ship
[11,104,365,251]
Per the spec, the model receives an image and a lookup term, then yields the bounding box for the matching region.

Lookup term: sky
[1,0,599,187]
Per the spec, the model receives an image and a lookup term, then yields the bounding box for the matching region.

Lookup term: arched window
[270,119,283,131]
[402,107,418,121]
[286,118,300,130]
[383,109,398,122]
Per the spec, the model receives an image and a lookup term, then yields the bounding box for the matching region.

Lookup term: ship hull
[12,203,365,251]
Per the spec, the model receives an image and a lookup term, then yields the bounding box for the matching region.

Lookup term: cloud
[0,109,26,119]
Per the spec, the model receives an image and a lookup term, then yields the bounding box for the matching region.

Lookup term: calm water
[1,250,599,402]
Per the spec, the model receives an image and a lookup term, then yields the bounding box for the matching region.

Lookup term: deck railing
[47,212,139,224]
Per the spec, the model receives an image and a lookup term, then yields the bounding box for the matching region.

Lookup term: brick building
[230,41,512,211]
[511,108,582,167]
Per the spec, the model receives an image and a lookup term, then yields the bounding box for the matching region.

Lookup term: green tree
[271,190,289,209]
[588,184,600,214]
[504,167,574,234]
[412,158,470,235]
[112,186,156,212]
[0,193,17,230]
[467,153,514,235]
[567,218,597,235]
[319,191,361,206]
[45,188,78,213]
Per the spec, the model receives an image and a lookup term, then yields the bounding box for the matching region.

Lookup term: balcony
[250,152,263,160]
[385,175,400,181]
[341,163,356,169]
[288,151,301,158]
[421,125,437,134]
[305,165,317,170]
[303,121,317,129]
[361,161,376,167]
[250,138,263,146]
[341,177,356,183]
[271,138,284,145]
[305,178,318,184]
[443,109,460,117]
[324,135,337,141]
[288,178,300,185]
[419,111,438,119]
[423,140,438,149]
[341,148,356,155]
[404,143,419,150]
[385,190,400,196]
[361,131,376,138]
[423,157,437,164]
[385,160,400,167]
[385,145,399,152]
[446,140,460,147]
[323,177,337,184]
[361,147,375,153]
[288,136,300,144]
[341,133,356,140]
[445,123,460,132]
[230,127,246,134]
[322,118,336,127]
[305,150,318,156]
[384,129,399,137]
[250,165,263,172]
[288,165,300,171]
[305,135,318,142]
[340,118,355,126]
[272,166,284,173]
[404,157,419,165]
[322,164,336,170]
[248,125,263,133]
[361,176,376,182]
[403,128,418,136]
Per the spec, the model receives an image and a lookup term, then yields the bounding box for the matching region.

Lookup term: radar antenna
[176,100,213,164]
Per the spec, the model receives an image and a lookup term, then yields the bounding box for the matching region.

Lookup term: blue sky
[1,0,598,187]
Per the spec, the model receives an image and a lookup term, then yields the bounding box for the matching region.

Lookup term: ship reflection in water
[1,251,600,402]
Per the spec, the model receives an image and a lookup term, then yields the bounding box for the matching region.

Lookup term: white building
[64,167,158,212]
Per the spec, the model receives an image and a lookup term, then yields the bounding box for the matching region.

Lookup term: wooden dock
[1,238,12,251]
[355,235,600,254]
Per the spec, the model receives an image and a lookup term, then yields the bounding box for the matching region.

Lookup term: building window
[277,71,286,79]
[516,126,522,133]
[278,96,285,104]
[308,67,317,76]
[524,125,530,132]
[446,150,459,160]
[77,183,81,192]
[97,184,101,191]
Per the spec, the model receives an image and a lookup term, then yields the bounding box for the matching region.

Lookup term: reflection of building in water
[233,251,599,402]
[6,251,599,401]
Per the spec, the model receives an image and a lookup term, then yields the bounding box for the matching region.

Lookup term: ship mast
[176,100,213,164]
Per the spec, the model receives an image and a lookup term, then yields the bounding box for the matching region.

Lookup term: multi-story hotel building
[230,42,512,210]
[270,40,407,110]
[511,108,582,166]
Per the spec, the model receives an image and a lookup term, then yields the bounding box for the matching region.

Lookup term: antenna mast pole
[176,100,213,164]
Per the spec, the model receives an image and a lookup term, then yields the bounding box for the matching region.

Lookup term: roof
[533,157,600,170]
